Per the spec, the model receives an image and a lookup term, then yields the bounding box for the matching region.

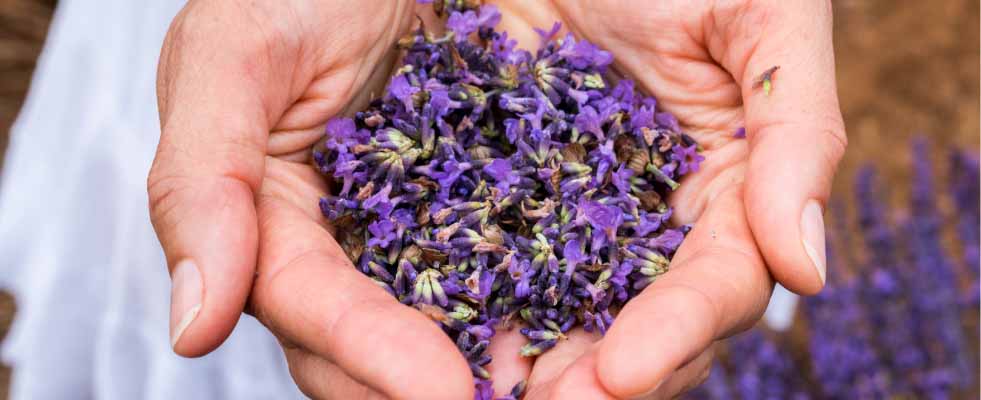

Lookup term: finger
[250,159,473,400]
[485,326,533,397]
[150,2,283,356]
[644,347,714,400]
[716,0,846,294]
[283,346,387,400]
[544,349,616,400]
[523,329,603,399]
[596,186,772,398]
[536,341,714,400]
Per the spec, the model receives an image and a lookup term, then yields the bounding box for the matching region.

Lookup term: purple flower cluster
[727,330,811,400]
[687,331,812,400]
[949,151,980,308]
[686,139,980,400]
[801,240,889,398]
[902,138,972,397]
[853,166,927,395]
[314,2,698,397]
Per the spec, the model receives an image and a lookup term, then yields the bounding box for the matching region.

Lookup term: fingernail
[170,259,203,349]
[800,200,826,284]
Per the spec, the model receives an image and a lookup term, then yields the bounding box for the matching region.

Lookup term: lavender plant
[726,330,811,400]
[802,242,890,399]
[949,150,980,308]
[854,166,926,395]
[902,138,972,397]
[686,139,979,400]
[949,149,980,381]
[313,2,699,396]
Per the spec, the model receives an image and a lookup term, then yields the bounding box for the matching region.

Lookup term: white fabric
[764,284,799,331]
[0,1,303,398]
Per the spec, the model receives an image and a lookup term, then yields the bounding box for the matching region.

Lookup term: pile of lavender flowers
[314,2,699,396]
[687,140,980,400]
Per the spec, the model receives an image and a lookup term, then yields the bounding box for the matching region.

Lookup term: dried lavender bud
[315,3,700,397]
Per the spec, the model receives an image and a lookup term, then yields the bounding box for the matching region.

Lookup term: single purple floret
[483,158,520,193]
[734,126,747,138]
[671,143,705,175]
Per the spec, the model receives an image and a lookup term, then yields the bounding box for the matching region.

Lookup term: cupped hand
[480,0,847,398]
[148,1,476,399]
[149,0,847,398]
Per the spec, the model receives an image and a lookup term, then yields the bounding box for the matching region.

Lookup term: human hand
[480,0,847,398]
[148,1,476,398]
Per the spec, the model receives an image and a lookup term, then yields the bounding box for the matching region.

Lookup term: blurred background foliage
[687,141,979,399]
[0,0,976,399]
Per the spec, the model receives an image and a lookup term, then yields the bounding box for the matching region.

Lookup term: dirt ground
[0,1,977,399]
[832,0,979,213]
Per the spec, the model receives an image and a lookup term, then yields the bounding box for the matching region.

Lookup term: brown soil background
[0,0,977,399]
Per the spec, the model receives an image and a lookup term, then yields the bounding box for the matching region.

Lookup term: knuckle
[146,161,257,244]
[146,171,191,232]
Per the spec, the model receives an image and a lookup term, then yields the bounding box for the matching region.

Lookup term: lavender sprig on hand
[314,2,698,398]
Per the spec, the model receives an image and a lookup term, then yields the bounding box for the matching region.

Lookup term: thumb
[148,3,284,357]
[724,0,847,294]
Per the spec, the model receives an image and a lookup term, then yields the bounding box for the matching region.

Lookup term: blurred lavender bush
[688,140,980,400]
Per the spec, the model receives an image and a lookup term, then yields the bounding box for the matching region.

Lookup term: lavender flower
[316,2,701,397]
[902,138,971,396]
[483,159,519,194]
[854,167,925,396]
[802,241,890,399]
[727,330,811,400]
[687,143,979,400]
[671,143,704,175]
[949,150,980,307]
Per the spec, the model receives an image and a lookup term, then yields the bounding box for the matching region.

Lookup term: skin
[148,0,845,399]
